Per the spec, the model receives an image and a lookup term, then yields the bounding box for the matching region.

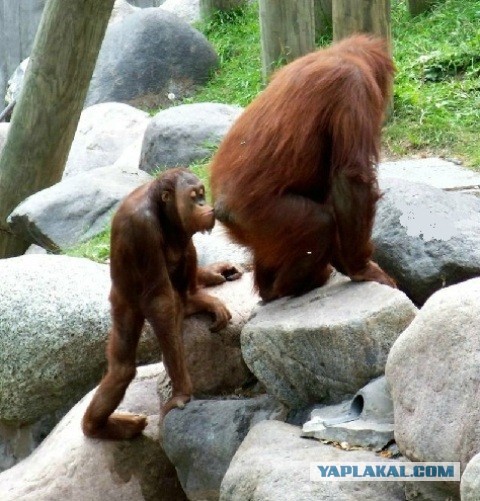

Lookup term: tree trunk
[314,0,332,39]
[333,0,391,44]
[0,0,115,258]
[259,0,315,81]
[200,0,247,19]
[407,0,439,16]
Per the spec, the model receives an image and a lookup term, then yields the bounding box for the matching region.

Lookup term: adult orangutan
[82,167,241,440]
[210,34,396,301]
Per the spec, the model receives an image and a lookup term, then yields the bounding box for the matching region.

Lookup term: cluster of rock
[0,109,479,499]
[1,1,202,106]
[1,253,478,500]
[0,1,480,500]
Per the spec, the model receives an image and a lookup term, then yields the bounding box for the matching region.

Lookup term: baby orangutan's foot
[82,412,147,440]
[160,394,191,421]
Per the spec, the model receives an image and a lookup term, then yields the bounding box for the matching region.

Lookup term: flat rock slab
[378,157,480,191]
[241,273,417,408]
[303,377,394,449]
[303,413,394,450]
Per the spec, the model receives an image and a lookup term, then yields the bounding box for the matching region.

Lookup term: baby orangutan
[82,167,241,440]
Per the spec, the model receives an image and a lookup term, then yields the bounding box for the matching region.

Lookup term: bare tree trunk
[407,0,440,16]
[333,0,391,44]
[0,0,115,258]
[259,0,315,80]
[200,0,247,19]
[314,0,332,39]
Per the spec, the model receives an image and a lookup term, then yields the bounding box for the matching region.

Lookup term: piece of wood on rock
[0,364,187,501]
[387,277,480,501]
[241,272,417,409]
[220,420,406,501]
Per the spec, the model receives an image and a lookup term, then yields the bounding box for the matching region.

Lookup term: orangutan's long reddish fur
[210,34,396,301]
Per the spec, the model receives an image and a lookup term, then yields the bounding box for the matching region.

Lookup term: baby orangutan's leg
[144,292,194,418]
[82,295,147,439]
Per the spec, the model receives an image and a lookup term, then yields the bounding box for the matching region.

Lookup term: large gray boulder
[220,420,405,501]
[0,364,187,501]
[163,396,287,500]
[2,1,146,106]
[373,178,480,305]
[168,272,258,396]
[386,278,480,500]
[63,102,150,178]
[8,166,152,252]
[85,9,218,108]
[242,273,417,408]
[461,452,480,501]
[139,103,242,174]
[0,255,159,427]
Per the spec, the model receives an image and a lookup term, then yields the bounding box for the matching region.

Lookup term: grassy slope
[189,0,480,167]
[388,0,480,166]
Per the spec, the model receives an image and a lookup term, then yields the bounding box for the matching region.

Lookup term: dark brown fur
[82,167,241,439]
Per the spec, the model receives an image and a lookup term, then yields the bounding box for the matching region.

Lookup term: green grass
[387,0,480,166]
[65,228,111,263]
[188,0,480,167]
[66,0,480,261]
[184,6,263,107]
